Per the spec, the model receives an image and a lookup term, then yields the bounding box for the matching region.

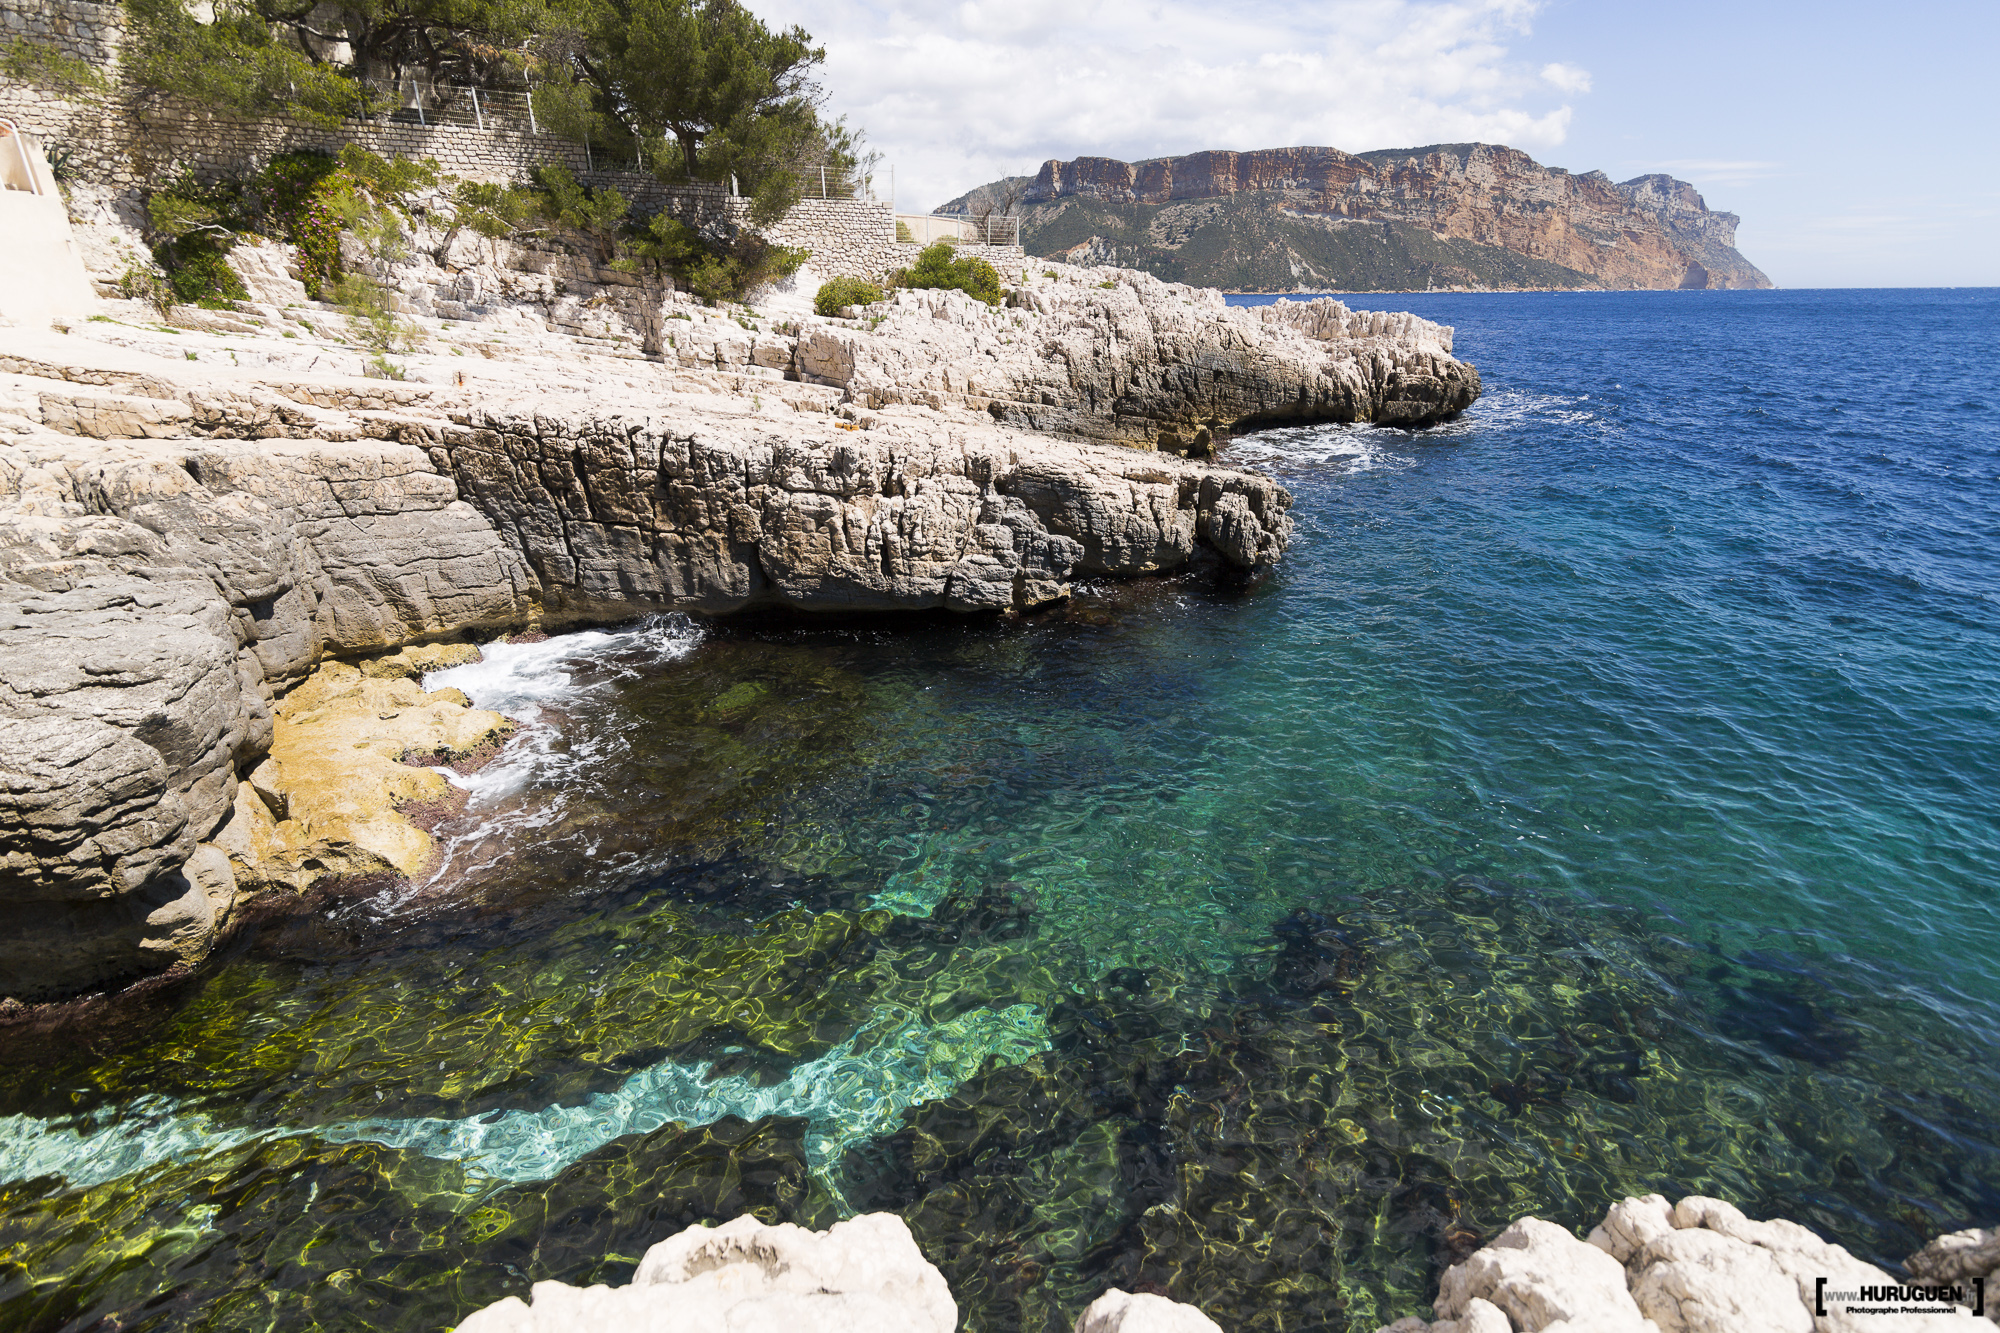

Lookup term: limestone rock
[1,231,1339,1000]
[1435,1216,1656,1332]
[455,1213,956,1333]
[797,276,1477,452]
[1074,1289,1226,1333]
[221,660,513,895]
[1907,1229,2000,1324]
[1379,1196,1988,1333]
[996,144,1772,291]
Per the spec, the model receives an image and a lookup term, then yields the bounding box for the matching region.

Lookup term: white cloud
[1539,61,1591,94]
[1642,158,1783,186]
[757,0,1586,210]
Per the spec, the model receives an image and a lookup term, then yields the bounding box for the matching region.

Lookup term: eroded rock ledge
[1,223,1481,1001]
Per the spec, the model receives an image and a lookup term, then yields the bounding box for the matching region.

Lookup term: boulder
[1075,1289,1227,1333]
[1378,1196,1988,1333]
[1907,1229,1999,1324]
[455,1213,957,1333]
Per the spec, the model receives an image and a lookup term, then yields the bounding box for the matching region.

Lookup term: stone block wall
[0,0,1012,283]
[0,0,119,65]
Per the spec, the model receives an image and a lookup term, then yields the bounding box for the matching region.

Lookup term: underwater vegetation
[7,279,2000,1333]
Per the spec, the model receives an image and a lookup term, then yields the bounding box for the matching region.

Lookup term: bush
[151,235,248,307]
[894,241,1002,306]
[627,209,807,304]
[814,275,885,317]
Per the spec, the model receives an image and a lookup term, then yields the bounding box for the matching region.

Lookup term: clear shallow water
[2,289,1996,1332]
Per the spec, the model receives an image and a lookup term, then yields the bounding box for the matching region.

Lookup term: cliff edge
[0,209,1479,1003]
[946,143,1771,292]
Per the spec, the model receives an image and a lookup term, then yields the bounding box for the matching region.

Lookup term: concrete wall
[0,186,100,326]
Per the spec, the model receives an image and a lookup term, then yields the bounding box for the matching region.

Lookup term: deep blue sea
[1,288,1995,1332]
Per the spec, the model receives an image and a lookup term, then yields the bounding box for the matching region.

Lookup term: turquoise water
[1,289,1996,1332]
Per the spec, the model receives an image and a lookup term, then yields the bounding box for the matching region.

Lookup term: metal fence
[898,211,1020,247]
[344,77,538,135]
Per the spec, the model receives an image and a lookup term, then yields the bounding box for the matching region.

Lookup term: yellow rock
[217,655,514,896]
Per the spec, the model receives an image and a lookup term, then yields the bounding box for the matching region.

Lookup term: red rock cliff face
[1029,144,1771,290]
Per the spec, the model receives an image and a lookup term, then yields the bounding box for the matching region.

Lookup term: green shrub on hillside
[894,241,1002,306]
[137,147,444,305]
[814,276,885,316]
[626,208,807,304]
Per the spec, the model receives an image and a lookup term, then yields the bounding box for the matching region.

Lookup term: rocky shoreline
[0,221,1476,1005]
[453,1206,1998,1333]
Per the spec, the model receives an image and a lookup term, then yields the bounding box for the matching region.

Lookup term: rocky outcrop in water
[947,143,1771,292]
[0,181,1482,1001]
[455,1213,1223,1333]
[1375,1195,1988,1332]
[798,275,1476,451]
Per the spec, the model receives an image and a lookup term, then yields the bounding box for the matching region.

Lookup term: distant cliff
[943,144,1772,292]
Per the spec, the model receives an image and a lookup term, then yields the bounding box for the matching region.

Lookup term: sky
[751,0,2000,288]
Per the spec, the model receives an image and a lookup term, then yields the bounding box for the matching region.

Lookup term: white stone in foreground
[1379,1195,1989,1333]
[455,1213,956,1333]
[1435,1216,1656,1332]
[1074,1288,1226,1333]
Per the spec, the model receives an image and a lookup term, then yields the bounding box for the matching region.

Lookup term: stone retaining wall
[0,0,1023,280]
[0,0,119,65]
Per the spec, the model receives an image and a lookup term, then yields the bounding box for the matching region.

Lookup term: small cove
[2,288,1996,1333]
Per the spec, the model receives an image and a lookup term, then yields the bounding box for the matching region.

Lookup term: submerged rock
[1376,1195,1988,1333]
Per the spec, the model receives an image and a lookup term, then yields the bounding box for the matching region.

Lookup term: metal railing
[339,79,874,195]
[343,76,541,135]
[898,211,1019,247]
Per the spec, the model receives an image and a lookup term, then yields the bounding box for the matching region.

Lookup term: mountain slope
[942,144,1771,292]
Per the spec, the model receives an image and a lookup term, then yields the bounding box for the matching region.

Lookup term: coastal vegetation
[115,0,861,215]
[812,242,1005,317]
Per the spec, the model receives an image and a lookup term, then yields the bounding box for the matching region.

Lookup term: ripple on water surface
[2,289,1996,1333]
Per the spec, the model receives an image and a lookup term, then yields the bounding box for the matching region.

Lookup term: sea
[0,288,1995,1332]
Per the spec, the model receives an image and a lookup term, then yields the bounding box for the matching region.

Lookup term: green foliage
[152,235,250,306]
[125,0,367,127]
[530,162,628,261]
[576,0,823,178]
[440,179,545,260]
[332,273,419,377]
[624,208,805,303]
[1,37,110,93]
[813,275,884,317]
[138,148,440,302]
[895,241,1003,306]
[896,220,915,243]
[117,264,179,318]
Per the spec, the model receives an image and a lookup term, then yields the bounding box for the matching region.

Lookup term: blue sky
[755,0,1998,287]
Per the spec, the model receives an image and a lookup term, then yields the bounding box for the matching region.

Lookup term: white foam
[426,614,704,721]
[386,615,706,900]
[1220,390,1612,473]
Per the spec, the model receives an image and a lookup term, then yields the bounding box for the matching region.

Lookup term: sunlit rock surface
[455,1213,957,1333]
[454,1213,1236,1333]
[0,280,1294,999]
[1377,1195,1989,1333]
